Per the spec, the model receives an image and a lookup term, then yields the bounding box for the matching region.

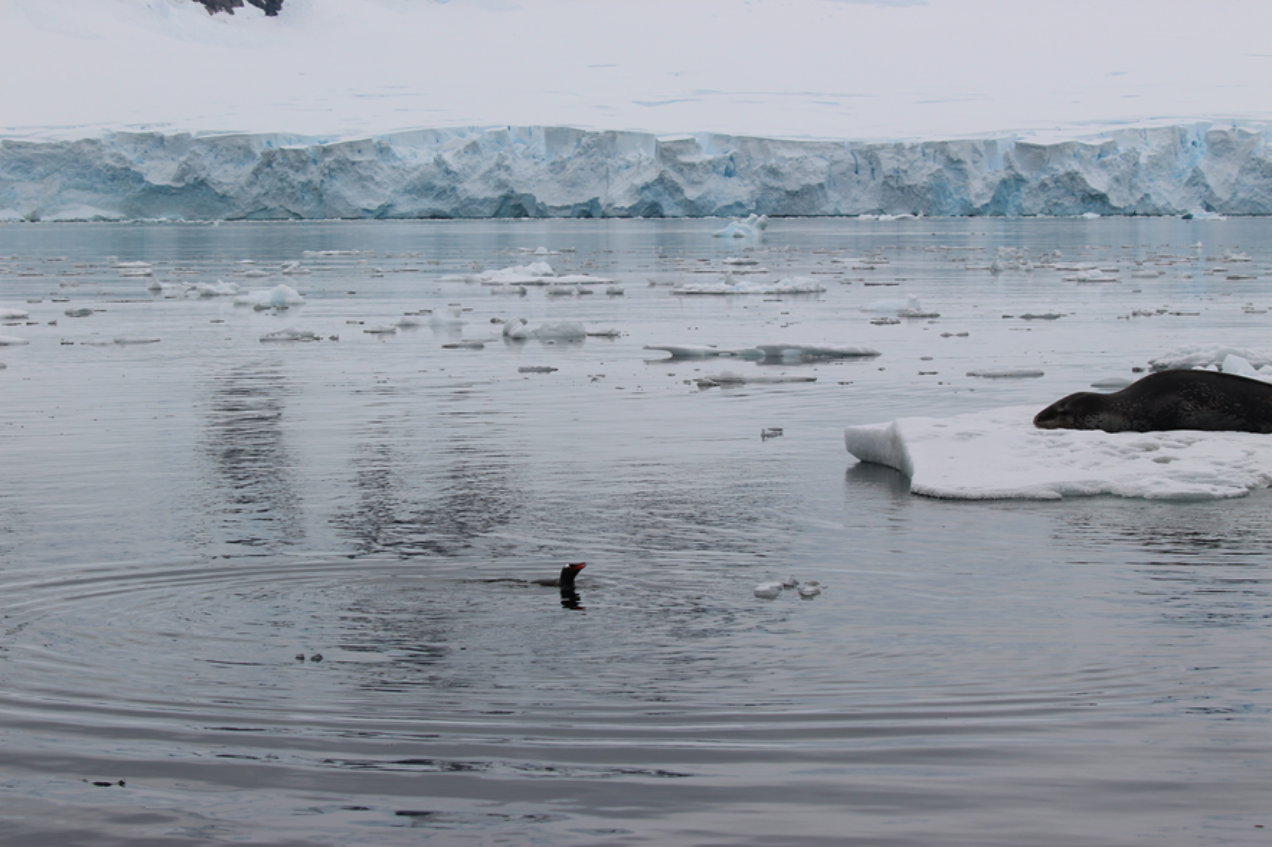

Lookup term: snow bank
[2,123,1269,221]
[845,405,1272,501]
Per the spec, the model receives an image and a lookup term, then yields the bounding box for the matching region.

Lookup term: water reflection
[199,364,304,548]
[337,388,525,558]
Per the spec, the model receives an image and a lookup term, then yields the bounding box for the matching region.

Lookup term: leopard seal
[1033,370,1272,433]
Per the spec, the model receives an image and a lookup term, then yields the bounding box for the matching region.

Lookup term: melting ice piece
[234,284,304,308]
[189,280,241,297]
[698,371,816,387]
[644,344,740,359]
[260,328,318,342]
[751,344,880,363]
[966,369,1045,379]
[1,308,30,320]
[0,335,30,346]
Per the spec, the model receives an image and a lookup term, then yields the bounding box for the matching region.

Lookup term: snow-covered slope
[2,122,1268,221]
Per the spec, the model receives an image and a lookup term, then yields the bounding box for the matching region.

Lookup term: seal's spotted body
[1033,370,1272,434]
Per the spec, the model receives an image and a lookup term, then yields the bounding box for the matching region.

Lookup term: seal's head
[1033,391,1110,430]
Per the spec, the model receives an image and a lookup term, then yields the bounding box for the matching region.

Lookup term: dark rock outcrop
[193,0,285,16]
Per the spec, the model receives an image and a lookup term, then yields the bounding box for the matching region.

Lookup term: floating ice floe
[697,371,817,387]
[645,343,879,363]
[0,335,29,346]
[864,294,924,314]
[845,403,1272,501]
[502,318,586,342]
[966,369,1045,379]
[260,328,319,342]
[189,280,241,297]
[112,337,160,345]
[459,262,613,286]
[234,284,305,309]
[671,274,825,296]
[362,324,398,335]
[1150,344,1272,372]
[1,308,30,320]
[713,214,768,238]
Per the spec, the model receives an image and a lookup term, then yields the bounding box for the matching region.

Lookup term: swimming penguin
[531,562,586,588]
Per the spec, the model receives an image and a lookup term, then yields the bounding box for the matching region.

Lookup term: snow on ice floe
[670,274,825,296]
[845,404,1272,501]
[1,308,30,320]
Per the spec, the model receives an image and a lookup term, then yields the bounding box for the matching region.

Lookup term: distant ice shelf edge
[1,122,1269,222]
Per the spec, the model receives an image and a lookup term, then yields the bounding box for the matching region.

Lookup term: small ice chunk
[753,581,783,599]
[0,335,30,346]
[0,308,30,320]
[798,585,822,599]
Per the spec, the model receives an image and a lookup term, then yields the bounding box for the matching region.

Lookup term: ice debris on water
[697,371,816,388]
[646,343,879,363]
[754,576,822,600]
[1,308,30,320]
[260,328,319,342]
[671,274,824,296]
[966,369,1045,379]
[761,427,784,440]
[0,335,29,346]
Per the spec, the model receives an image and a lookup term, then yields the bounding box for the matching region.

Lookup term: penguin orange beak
[569,562,586,570]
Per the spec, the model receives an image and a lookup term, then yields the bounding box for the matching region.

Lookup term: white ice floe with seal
[845,356,1272,500]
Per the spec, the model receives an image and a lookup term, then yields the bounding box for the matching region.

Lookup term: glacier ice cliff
[1,123,1269,222]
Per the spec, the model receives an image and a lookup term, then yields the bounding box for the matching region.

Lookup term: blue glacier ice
[1,123,1269,222]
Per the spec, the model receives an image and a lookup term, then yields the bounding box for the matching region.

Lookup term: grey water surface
[1,218,1270,846]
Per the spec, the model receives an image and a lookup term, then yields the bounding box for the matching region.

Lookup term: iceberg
[1,123,1269,221]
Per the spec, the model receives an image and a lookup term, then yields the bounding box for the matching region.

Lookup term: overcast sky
[3,0,1270,141]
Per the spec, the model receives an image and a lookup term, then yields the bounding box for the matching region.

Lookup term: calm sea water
[1,218,1270,846]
